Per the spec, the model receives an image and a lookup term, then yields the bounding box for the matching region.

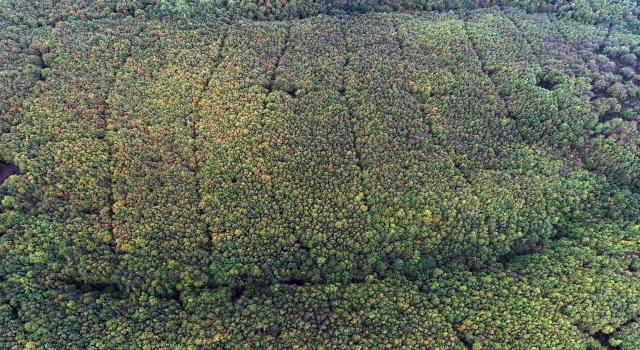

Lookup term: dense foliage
[2,1,640,349]
[2,0,640,27]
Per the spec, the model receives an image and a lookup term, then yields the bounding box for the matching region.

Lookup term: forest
[2,0,640,349]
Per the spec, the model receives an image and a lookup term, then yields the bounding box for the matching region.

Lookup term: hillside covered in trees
[3,0,640,349]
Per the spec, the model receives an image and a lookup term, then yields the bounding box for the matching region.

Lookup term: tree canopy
[2,1,640,349]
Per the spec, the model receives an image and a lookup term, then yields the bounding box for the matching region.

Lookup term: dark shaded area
[74,282,122,294]
[257,330,280,338]
[457,331,475,348]
[592,331,621,350]
[164,290,182,303]
[281,276,305,285]
[598,108,623,123]
[230,285,247,303]
[536,78,554,90]
[497,241,547,265]
[0,162,20,185]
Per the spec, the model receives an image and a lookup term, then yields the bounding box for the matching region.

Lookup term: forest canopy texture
[4,0,640,349]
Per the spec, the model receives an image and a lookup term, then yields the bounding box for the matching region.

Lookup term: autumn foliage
[2,1,640,349]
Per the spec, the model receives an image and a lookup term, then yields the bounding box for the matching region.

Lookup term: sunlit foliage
[2,1,640,349]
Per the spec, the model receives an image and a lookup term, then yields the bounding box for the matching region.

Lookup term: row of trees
[2,0,639,28]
